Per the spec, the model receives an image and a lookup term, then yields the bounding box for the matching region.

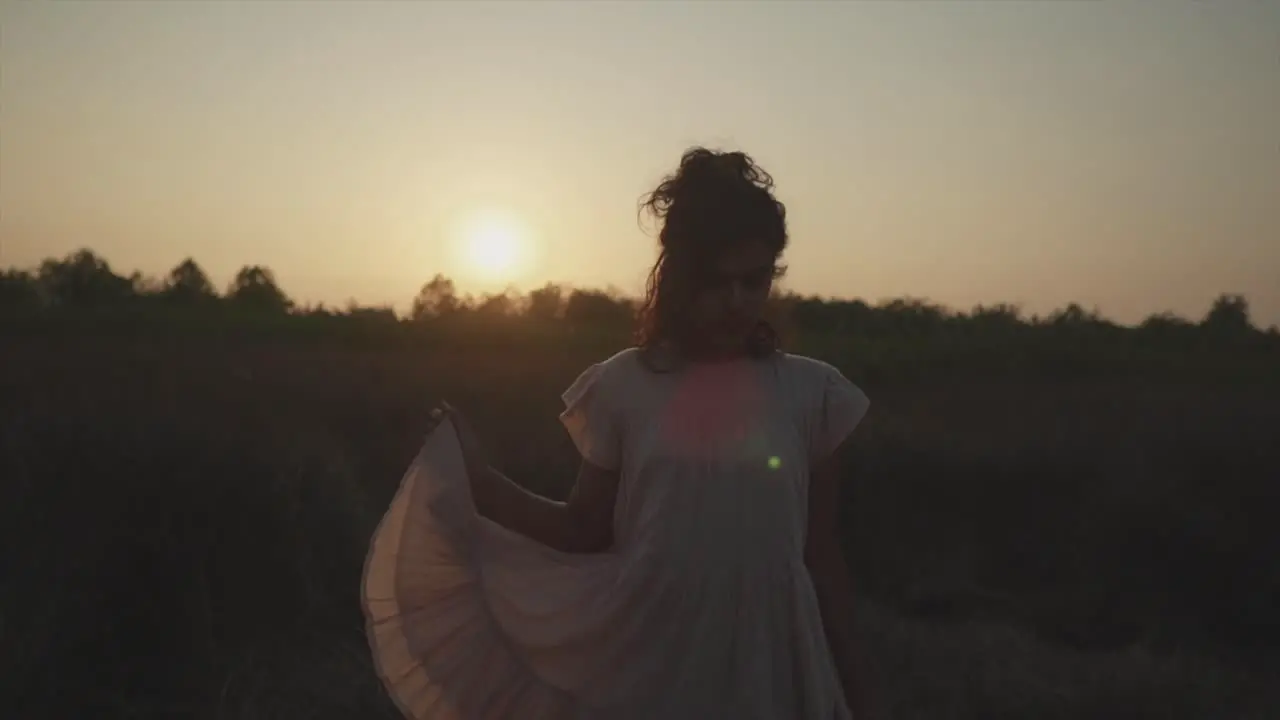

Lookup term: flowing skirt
[362,419,850,720]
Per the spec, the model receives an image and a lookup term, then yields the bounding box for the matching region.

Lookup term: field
[2,326,1278,719]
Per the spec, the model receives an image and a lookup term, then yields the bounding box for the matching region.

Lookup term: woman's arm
[472,461,620,554]
[806,441,880,718]
[440,404,620,554]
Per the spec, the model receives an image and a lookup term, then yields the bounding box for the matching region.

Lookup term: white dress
[362,348,871,720]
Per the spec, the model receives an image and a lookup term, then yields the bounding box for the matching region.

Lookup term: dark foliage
[2,249,1277,718]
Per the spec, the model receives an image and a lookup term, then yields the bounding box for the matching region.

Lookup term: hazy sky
[3,1,1278,325]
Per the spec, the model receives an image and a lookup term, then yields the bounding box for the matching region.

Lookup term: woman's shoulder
[773,351,843,380]
[773,352,869,403]
[565,347,646,393]
[593,346,646,376]
[601,346,645,366]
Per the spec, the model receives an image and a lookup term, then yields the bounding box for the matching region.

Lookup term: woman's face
[686,239,776,354]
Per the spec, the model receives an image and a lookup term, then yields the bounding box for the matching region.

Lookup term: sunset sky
[3,1,1277,325]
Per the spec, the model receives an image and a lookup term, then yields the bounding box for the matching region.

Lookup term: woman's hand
[430,402,487,479]
[427,401,621,554]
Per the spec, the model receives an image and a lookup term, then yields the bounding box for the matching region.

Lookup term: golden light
[452,209,533,283]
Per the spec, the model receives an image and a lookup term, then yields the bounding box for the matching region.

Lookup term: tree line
[3,249,1277,367]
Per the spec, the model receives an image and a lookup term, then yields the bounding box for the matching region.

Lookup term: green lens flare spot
[768,455,782,470]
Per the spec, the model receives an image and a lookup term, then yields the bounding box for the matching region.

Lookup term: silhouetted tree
[563,288,633,329]
[966,303,1024,336]
[343,302,399,326]
[880,297,950,336]
[1047,303,1101,327]
[37,249,134,307]
[129,272,164,297]
[4,249,1277,382]
[0,269,41,310]
[1140,311,1196,334]
[472,290,520,318]
[526,283,564,321]
[410,275,461,321]
[296,302,334,319]
[790,295,853,336]
[227,266,292,313]
[164,259,219,305]
[1202,294,1253,336]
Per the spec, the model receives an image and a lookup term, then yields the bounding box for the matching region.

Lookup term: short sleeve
[809,364,870,462]
[559,362,622,471]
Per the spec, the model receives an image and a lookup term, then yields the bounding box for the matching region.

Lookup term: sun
[453,210,532,282]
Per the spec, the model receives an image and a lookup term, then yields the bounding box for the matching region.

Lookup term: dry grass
[1,334,1276,718]
[858,601,1276,720]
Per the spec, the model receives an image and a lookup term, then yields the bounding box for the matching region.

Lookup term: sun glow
[453,210,532,283]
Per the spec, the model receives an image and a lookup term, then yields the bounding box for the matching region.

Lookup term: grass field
[2,330,1277,719]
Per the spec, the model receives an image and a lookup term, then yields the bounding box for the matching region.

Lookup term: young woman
[363,147,875,719]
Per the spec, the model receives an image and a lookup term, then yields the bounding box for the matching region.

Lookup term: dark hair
[635,147,789,358]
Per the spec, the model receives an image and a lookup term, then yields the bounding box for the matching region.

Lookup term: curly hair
[635,147,789,358]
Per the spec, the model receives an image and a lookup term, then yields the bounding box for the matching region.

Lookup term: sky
[2,1,1278,326]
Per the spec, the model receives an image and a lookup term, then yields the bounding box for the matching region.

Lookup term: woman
[363,147,875,719]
